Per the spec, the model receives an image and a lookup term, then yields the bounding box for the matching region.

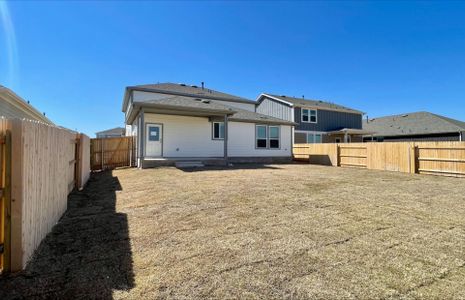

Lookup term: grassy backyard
[2,164,465,299]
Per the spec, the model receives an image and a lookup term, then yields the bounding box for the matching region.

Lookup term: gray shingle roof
[130,83,255,104]
[229,107,296,125]
[134,94,295,125]
[96,127,125,135]
[363,112,465,137]
[138,95,237,114]
[264,94,363,114]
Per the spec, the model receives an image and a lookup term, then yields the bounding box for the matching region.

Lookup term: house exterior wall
[228,122,292,157]
[144,113,224,157]
[0,89,52,124]
[142,113,292,158]
[0,100,35,120]
[294,107,362,131]
[256,97,293,121]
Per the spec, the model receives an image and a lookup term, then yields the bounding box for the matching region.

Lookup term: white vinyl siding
[144,113,223,157]
[256,97,293,121]
[143,113,292,158]
[229,123,291,157]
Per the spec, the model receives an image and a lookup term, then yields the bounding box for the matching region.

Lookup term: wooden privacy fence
[294,142,465,178]
[0,118,90,273]
[90,136,136,171]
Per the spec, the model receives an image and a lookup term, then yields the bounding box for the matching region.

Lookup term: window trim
[268,125,280,149]
[255,124,281,150]
[301,108,318,124]
[212,121,225,140]
[255,125,268,149]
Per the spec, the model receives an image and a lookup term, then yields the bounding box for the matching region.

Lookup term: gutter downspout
[140,109,145,168]
[224,114,228,165]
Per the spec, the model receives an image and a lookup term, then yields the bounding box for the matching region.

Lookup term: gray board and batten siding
[294,107,363,131]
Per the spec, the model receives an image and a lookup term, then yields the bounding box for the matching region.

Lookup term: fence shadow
[178,163,288,172]
[0,171,134,299]
[308,154,333,166]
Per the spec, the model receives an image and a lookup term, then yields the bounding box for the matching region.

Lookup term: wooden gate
[90,136,136,171]
[0,131,11,273]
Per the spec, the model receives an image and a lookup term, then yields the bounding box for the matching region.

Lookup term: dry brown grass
[2,164,464,299]
[112,164,465,299]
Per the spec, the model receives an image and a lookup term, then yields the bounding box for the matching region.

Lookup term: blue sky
[1,1,465,136]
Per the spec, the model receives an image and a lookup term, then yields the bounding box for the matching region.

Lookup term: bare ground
[1,164,465,299]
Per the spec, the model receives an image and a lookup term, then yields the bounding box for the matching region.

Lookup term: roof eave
[0,86,54,125]
[133,102,237,115]
[229,117,297,126]
[128,86,256,105]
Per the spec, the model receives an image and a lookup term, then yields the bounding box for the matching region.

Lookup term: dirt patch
[2,164,465,299]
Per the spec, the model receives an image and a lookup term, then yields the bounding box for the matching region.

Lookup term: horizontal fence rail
[293,142,465,178]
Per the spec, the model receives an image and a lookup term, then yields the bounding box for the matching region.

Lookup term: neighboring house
[95,127,125,138]
[0,85,53,124]
[256,94,370,143]
[363,111,465,142]
[122,83,295,168]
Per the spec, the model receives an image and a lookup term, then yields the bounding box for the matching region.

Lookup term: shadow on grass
[177,163,289,172]
[0,171,134,299]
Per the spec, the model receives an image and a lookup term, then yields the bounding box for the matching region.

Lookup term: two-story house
[123,83,296,168]
[256,94,368,143]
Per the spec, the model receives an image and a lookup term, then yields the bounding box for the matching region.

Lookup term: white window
[256,125,268,148]
[256,125,281,149]
[301,109,317,123]
[213,122,224,139]
[306,132,322,144]
[269,126,280,149]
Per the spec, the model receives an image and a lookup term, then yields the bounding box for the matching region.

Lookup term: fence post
[10,119,23,271]
[409,143,418,174]
[101,139,104,171]
[336,144,341,167]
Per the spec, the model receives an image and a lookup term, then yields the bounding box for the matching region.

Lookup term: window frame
[256,125,268,149]
[268,126,280,149]
[304,132,323,144]
[301,108,318,124]
[212,121,225,140]
[255,125,281,150]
